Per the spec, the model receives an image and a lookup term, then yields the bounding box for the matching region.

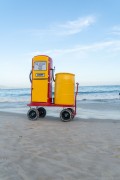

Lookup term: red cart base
[27,102,76,122]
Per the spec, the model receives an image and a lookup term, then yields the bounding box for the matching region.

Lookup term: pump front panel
[32,79,48,102]
[31,56,51,102]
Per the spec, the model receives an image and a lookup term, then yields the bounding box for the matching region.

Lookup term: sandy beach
[0,111,120,180]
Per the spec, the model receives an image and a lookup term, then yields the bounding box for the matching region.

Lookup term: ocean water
[0,85,120,120]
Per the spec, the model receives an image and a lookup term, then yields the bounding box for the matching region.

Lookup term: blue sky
[0,0,120,87]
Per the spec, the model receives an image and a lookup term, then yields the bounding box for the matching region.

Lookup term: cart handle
[74,82,79,115]
[75,82,79,96]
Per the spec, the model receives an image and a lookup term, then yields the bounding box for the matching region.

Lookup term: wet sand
[0,111,120,180]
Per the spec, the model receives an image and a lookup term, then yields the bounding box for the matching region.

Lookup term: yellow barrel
[54,73,75,105]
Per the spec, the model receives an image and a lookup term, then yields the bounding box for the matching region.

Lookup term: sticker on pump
[36,73,45,77]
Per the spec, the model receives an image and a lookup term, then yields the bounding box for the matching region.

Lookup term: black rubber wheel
[67,108,75,119]
[27,108,39,120]
[60,109,72,122]
[37,107,46,118]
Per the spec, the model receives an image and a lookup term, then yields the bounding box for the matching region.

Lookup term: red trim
[47,57,53,103]
[27,102,75,107]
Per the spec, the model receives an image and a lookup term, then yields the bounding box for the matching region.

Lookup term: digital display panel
[34,61,46,70]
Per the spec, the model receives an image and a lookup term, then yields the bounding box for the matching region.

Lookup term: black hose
[51,67,55,82]
[29,70,32,83]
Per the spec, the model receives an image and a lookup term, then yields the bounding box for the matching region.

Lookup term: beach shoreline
[0,85,120,121]
[0,111,120,179]
[0,99,120,120]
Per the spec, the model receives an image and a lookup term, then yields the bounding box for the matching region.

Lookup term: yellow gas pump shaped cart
[27,55,79,122]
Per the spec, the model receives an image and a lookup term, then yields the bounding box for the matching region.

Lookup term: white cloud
[29,40,120,57]
[55,16,96,35]
[28,15,96,37]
